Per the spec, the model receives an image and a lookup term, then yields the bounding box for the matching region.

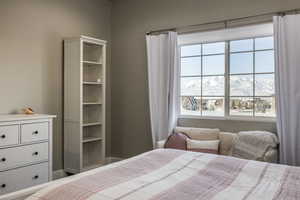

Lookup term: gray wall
[0,0,112,170]
[111,0,300,158]
[178,118,277,133]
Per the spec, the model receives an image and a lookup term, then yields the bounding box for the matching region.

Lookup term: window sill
[178,115,276,122]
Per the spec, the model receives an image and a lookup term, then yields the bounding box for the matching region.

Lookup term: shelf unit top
[81,35,107,45]
[64,35,107,45]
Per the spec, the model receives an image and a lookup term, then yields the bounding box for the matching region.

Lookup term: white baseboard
[105,156,123,164]
[53,157,123,180]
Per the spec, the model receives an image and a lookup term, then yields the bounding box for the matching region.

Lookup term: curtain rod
[146,8,300,35]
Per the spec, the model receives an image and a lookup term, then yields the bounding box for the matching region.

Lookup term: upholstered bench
[156,126,278,163]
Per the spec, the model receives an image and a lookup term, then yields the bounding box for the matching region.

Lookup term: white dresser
[0,114,55,196]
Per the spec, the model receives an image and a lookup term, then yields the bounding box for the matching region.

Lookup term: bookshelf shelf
[82,61,102,65]
[83,81,102,85]
[83,102,102,105]
[82,136,102,143]
[82,122,102,127]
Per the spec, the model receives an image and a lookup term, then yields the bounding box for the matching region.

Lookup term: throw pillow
[186,138,220,154]
[164,132,190,150]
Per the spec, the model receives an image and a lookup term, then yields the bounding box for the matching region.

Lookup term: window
[180,42,225,117]
[180,36,275,118]
[229,37,275,117]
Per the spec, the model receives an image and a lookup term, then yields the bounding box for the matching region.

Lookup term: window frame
[178,35,276,122]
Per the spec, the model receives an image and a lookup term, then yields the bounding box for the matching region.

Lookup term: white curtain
[146,32,179,148]
[274,14,300,166]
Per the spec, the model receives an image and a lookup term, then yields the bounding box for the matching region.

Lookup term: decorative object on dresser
[0,114,55,196]
[64,36,106,174]
[23,108,35,115]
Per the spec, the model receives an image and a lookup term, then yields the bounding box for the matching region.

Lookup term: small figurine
[23,108,35,115]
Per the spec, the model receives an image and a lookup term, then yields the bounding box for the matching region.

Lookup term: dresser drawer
[0,142,48,171]
[0,125,19,148]
[0,162,49,195]
[21,122,49,143]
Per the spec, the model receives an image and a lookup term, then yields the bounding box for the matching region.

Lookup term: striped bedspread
[27,149,300,200]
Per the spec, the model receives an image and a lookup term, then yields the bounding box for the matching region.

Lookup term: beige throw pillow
[186,138,220,154]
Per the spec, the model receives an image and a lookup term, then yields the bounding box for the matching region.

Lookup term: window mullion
[225,41,230,117]
[200,44,203,116]
[253,39,256,117]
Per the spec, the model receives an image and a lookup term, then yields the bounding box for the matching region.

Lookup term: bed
[1,148,299,200]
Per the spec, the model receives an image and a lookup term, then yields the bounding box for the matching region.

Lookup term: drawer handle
[1,184,6,188]
[33,131,39,135]
[0,134,5,139]
[1,158,6,162]
[33,152,39,156]
[33,175,39,180]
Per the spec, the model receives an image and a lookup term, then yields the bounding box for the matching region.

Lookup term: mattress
[26,149,300,200]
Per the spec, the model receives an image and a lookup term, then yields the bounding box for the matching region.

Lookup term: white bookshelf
[64,36,106,173]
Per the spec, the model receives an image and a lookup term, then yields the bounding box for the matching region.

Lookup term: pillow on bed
[164,132,190,150]
[186,138,220,154]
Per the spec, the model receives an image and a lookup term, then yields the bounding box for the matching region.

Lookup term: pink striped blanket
[27,149,300,200]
